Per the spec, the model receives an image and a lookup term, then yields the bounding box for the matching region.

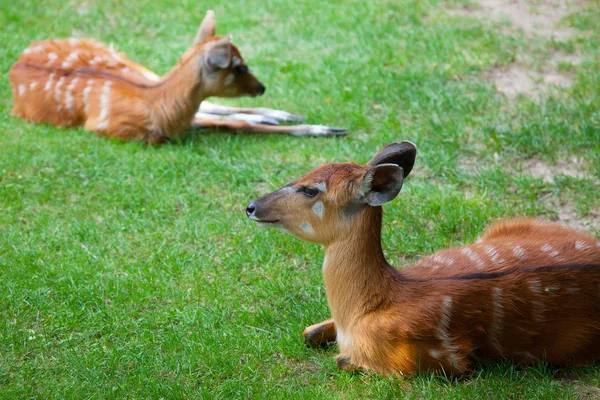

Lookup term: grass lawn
[1,0,599,398]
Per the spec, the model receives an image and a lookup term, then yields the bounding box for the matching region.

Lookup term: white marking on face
[483,245,505,266]
[65,77,79,112]
[575,240,589,250]
[54,77,65,103]
[232,56,242,67]
[18,84,26,96]
[224,73,234,86]
[96,81,112,130]
[300,222,315,236]
[314,182,327,193]
[312,201,324,220]
[44,73,55,91]
[29,81,38,90]
[461,247,485,269]
[489,288,504,353]
[83,80,94,115]
[512,244,526,261]
[48,52,58,62]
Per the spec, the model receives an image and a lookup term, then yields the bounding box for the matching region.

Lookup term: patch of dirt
[519,157,600,232]
[451,0,587,98]
[487,64,572,98]
[453,0,581,39]
[521,157,589,184]
[572,384,600,400]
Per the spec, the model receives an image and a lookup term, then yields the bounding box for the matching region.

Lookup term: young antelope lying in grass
[247,141,600,376]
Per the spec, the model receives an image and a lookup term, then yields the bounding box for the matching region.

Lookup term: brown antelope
[246,141,600,376]
[9,11,346,144]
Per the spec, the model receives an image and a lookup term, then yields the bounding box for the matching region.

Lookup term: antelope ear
[367,141,417,179]
[359,164,404,206]
[195,10,216,44]
[204,35,232,69]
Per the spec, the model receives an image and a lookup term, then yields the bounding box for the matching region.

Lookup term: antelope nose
[246,202,256,218]
[256,84,266,96]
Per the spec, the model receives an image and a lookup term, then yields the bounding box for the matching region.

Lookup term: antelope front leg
[198,101,304,123]
[190,118,347,137]
[302,318,337,348]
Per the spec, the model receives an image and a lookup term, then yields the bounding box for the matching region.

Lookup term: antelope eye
[234,65,248,74]
[300,187,319,197]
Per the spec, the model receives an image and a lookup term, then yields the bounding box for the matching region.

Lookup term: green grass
[1,0,599,398]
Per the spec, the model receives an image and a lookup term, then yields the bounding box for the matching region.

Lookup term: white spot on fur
[62,62,72,69]
[483,245,505,266]
[48,52,58,62]
[545,285,560,293]
[83,80,94,116]
[528,279,542,294]
[68,38,78,46]
[312,201,324,220]
[142,70,160,82]
[54,77,65,103]
[29,81,38,90]
[432,254,454,265]
[540,243,560,259]
[44,73,55,91]
[575,240,589,250]
[336,328,352,350]
[429,349,442,360]
[300,222,315,236]
[96,81,112,130]
[512,244,526,261]
[224,73,234,86]
[18,84,26,96]
[65,77,78,112]
[489,288,504,354]
[436,297,460,365]
[461,247,485,269]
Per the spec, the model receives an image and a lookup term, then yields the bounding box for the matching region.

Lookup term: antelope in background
[246,141,600,376]
[9,11,346,144]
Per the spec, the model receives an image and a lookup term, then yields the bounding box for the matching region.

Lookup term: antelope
[246,141,600,376]
[8,11,346,144]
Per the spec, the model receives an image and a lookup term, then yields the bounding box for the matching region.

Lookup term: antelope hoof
[291,125,349,137]
[302,326,336,348]
[335,355,358,372]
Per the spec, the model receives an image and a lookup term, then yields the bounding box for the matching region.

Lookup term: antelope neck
[322,206,401,328]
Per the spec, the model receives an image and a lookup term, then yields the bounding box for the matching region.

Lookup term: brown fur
[8,12,265,143]
[248,142,600,376]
